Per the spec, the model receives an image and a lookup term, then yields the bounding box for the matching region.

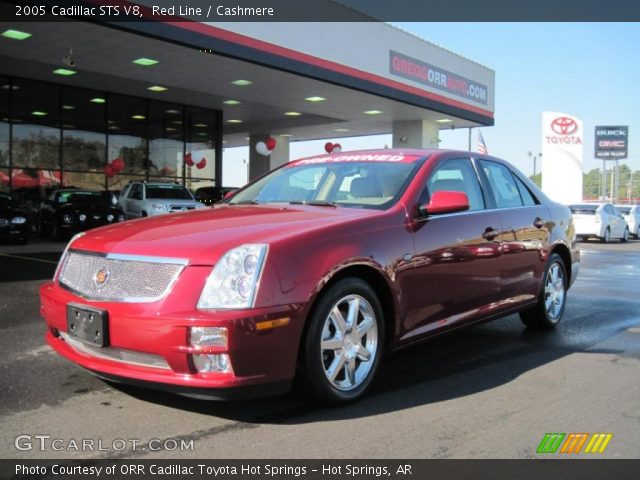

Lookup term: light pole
[528,151,542,186]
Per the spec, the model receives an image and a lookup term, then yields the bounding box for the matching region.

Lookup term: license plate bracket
[66,303,109,347]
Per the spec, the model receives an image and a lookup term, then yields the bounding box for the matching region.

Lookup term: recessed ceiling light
[62,105,75,110]
[194,123,207,128]
[197,132,208,137]
[334,128,350,132]
[436,118,453,123]
[305,96,326,102]
[165,109,180,114]
[231,79,252,86]
[279,134,293,137]
[53,68,76,76]
[1,84,19,90]
[91,97,106,104]
[223,99,241,105]
[364,110,383,115]
[245,137,250,141]
[147,85,168,92]
[227,119,243,124]
[132,57,158,66]
[131,115,145,120]
[166,127,177,131]
[1,29,31,40]
[284,111,301,116]
[31,111,47,117]
[108,125,120,130]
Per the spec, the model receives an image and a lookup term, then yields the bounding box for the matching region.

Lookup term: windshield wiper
[288,200,337,207]
[229,200,259,205]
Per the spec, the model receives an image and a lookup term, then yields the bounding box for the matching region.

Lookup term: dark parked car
[38,189,126,241]
[41,149,579,404]
[0,193,29,244]
[194,186,239,205]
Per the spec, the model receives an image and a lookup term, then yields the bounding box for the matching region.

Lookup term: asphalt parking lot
[1,237,639,459]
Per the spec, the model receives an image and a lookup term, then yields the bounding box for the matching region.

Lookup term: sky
[223,23,640,186]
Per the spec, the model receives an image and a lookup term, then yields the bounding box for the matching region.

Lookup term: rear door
[477,159,551,305]
[402,157,503,341]
[125,184,143,218]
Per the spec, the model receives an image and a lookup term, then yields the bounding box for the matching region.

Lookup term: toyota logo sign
[551,117,578,136]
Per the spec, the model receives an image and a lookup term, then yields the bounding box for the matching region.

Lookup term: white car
[615,205,640,239]
[118,181,205,218]
[570,203,629,243]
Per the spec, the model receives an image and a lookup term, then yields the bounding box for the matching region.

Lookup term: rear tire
[299,278,385,405]
[520,253,567,330]
[600,228,611,243]
[635,227,640,240]
[621,228,629,243]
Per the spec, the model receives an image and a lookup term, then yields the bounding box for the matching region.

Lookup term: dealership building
[0,1,495,202]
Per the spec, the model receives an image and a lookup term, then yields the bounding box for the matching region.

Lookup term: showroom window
[1,75,221,204]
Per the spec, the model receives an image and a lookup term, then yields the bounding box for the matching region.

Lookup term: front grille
[169,205,196,212]
[60,332,170,370]
[59,250,187,302]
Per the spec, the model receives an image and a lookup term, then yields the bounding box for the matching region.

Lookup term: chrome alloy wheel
[544,262,565,321]
[320,294,378,391]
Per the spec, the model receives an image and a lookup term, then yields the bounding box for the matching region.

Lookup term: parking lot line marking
[0,252,58,265]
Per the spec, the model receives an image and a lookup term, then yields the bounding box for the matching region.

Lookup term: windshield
[146,185,193,200]
[57,191,108,206]
[229,160,421,210]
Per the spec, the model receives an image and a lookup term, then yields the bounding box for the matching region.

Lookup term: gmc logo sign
[598,140,625,148]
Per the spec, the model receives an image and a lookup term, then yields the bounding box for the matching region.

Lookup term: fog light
[192,354,232,373]
[79,214,87,222]
[190,327,227,347]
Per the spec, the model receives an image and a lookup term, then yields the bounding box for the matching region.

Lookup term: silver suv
[118,181,205,218]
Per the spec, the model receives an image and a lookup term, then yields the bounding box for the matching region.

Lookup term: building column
[248,134,290,181]
[392,120,440,149]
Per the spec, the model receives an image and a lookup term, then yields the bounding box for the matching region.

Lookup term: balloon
[266,137,277,151]
[104,164,116,178]
[324,142,334,153]
[255,141,271,156]
[184,152,194,167]
[196,158,207,169]
[111,157,125,173]
[332,143,342,153]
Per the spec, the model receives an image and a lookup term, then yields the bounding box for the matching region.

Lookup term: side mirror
[420,190,470,216]
[223,190,237,201]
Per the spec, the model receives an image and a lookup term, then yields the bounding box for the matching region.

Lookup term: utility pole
[528,151,541,186]
[468,127,472,152]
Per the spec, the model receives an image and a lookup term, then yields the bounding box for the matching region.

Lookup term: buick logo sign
[551,117,578,135]
[93,267,110,288]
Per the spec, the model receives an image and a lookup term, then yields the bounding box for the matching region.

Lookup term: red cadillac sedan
[41,149,579,404]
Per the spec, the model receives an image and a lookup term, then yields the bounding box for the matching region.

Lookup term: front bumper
[0,224,28,241]
[40,279,305,398]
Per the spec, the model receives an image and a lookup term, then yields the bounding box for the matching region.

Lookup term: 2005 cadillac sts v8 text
[40,149,579,404]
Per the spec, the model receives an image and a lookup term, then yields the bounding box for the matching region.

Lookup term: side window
[426,158,485,211]
[129,184,143,200]
[513,175,537,206]
[480,160,523,209]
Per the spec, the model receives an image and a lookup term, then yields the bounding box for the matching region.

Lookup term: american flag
[477,131,488,154]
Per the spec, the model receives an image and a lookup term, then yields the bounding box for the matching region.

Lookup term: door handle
[482,227,499,241]
[533,217,545,229]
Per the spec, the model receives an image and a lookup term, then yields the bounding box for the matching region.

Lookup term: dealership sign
[594,126,628,159]
[541,112,583,204]
[389,50,488,104]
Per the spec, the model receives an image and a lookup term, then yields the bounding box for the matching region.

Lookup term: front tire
[520,253,567,330]
[601,227,611,243]
[300,278,385,405]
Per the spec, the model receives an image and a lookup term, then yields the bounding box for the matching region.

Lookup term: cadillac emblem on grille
[93,267,110,288]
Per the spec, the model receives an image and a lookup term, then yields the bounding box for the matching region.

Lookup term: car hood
[71,204,373,265]
[0,206,28,217]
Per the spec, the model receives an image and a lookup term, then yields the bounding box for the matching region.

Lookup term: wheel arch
[549,242,572,287]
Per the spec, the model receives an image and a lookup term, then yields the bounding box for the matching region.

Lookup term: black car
[194,186,238,205]
[38,189,126,241]
[0,193,29,244]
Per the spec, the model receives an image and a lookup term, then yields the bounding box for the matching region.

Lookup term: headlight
[197,244,268,310]
[62,214,73,224]
[78,214,87,222]
[107,214,114,222]
[117,214,126,222]
[152,203,168,212]
[11,216,26,224]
